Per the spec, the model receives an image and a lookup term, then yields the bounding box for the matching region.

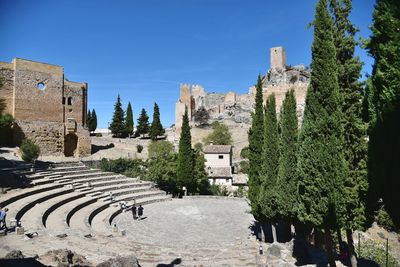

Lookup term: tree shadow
[0,258,49,267]
[156,258,182,267]
[91,143,114,154]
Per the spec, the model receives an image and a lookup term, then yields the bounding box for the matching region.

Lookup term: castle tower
[175,83,192,137]
[270,46,286,70]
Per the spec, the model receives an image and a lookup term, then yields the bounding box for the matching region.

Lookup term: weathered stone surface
[5,250,25,259]
[0,58,91,157]
[39,249,91,267]
[97,255,140,267]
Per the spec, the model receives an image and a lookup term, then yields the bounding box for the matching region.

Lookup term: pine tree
[297,0,347,265]
[90,109,97,133]
[109,95,126,137]
[248,75,265,220]
[136,108,150,137]
[150,102,165,140]
[87,110,92,129]
[276,90,298,223]
[330,0,369,265]
[126,102,134,137]
[259,93,280,242]
[177,108,195,193]
[367,0,400,227]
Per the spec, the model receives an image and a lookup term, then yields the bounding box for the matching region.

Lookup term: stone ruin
[0,58,91,157]
[175,46,310,136]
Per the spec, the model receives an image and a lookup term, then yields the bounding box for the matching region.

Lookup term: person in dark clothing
[138,205,144,220]
[132,205,137,220]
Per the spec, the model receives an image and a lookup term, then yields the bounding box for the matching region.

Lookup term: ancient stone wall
[0,62,15,115]
[174,46,311,138]
[13,59,64,122]
[14,120,64,155]
[0,58,91,157]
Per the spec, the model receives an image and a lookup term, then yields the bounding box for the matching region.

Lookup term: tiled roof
[207,167,232,178]
[203,145,232,154]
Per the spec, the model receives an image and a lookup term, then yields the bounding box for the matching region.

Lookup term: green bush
[95,132,102,137]
[233,186,247,198]
[0,114,14,146]
[358,240,398,267]
[136,144,143,153]
[100,158,145,174]
[376,207,397,232]
[210,184,229,196]
[20,139,40,162]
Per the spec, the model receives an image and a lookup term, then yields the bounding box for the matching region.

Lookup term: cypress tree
[248,75,265,219]
[259,93,280,242]
[276,90,298,224]
[177,108,195,193]
[136,108,150,137]
[90,109,97,133]
[109,95,126,137]
[87,110,92,129]
[297,0,347,265]
[126,102,134,137]
[367,0,400,227]
[150,102,165,140]
[330,0,368,264]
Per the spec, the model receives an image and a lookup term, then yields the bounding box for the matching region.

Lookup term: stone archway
[64,133,78,157]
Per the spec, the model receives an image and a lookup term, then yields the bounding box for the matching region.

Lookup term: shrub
[95,132,102,137]
[20,139,40,162]
[233,186,247,198]
[376,207,397,232]
[136,144,143,153]
[0,114,14,146]
[210,184,229,196]
[239,160,249,174]
[358,240,398,267]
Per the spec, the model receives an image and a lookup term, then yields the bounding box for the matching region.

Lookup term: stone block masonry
[0,58,91,157]
[174,46,311,138]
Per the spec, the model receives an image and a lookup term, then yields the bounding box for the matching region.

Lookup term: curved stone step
[21,190,86,232]
[45,195,97,233]
[0,183,64,207]
[4,186,73,224]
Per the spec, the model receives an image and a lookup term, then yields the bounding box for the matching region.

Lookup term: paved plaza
[114,198,255,249]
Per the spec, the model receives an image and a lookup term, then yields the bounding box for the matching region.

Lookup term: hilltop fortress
[175,47,310,137]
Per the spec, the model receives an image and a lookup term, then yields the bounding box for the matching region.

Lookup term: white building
[203,144,233,186]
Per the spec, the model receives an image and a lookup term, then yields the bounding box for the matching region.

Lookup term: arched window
[67,97,73,105]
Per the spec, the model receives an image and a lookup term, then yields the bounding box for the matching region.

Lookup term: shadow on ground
[156,258,182,267]
[91,143,115,154]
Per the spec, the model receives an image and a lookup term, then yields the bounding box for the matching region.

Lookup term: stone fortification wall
[0,58,91,157]
[0,62,15,115]
[13,59,64,122]
[14,120,64,155]
[174,46,311,139]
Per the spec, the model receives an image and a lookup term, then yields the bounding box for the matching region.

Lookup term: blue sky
[0,0,375,128]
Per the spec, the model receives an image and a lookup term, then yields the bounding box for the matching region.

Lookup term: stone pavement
[115,198,255,249]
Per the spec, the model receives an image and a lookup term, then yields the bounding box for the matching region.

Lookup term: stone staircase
[0,162,263,266]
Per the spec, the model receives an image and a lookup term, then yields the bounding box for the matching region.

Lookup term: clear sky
[0,0,375,128]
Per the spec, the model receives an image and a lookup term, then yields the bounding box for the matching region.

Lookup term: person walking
[0,208,8,230]
[138,205,144,220]
[132,205,137,220]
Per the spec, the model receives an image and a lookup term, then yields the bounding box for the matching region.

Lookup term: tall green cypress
[126,102,134,137]
[87,110,92,129]
[276,89,298,223]
[259,94,279,225]
[248,75,265,219]
[367,0,400,227]
[136,108,150,137]
[177,108,195,193]
[150,102,165,140]
[90,109,97,133]
[297,0,347,265]
[109,95,126,137]
[330,0,368,264]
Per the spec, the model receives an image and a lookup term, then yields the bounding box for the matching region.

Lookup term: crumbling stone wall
[174,46,311,138]
[0,58,91,157]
